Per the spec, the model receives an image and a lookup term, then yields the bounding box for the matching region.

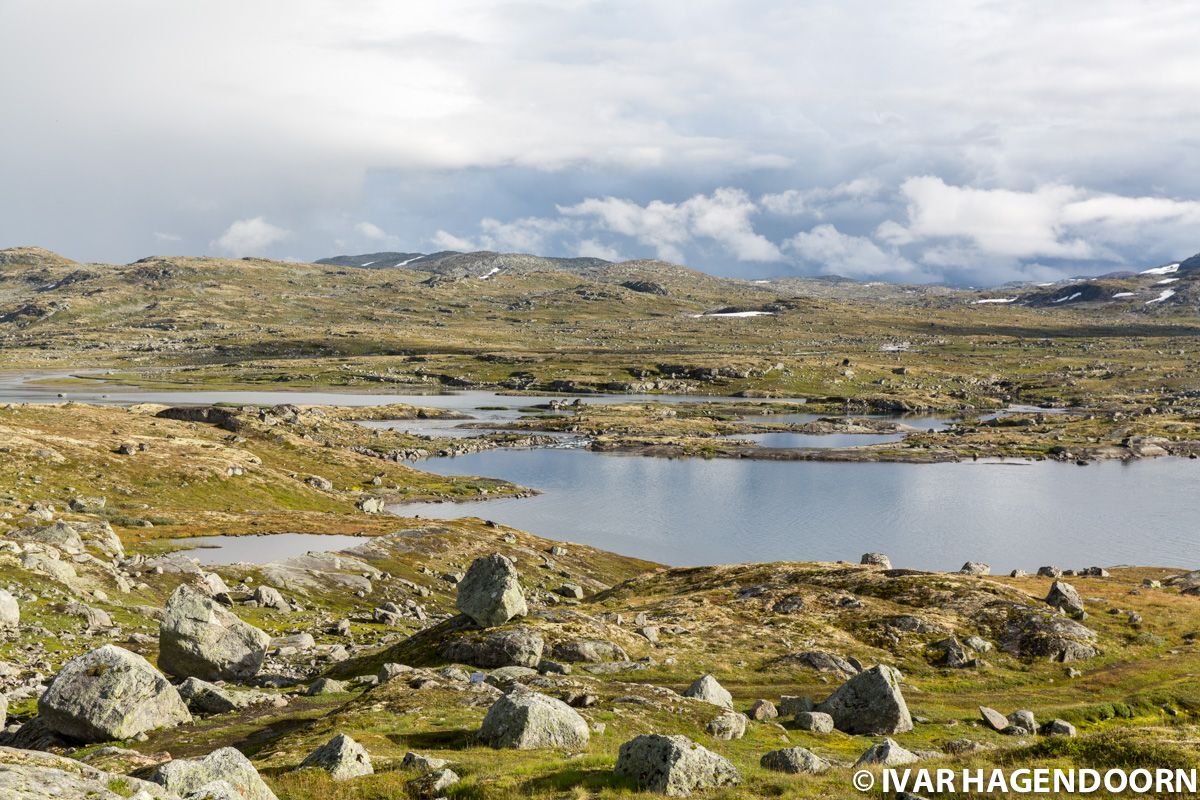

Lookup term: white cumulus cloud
[212,217,290,256]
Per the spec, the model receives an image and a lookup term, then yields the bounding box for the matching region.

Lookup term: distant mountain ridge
[316,250,613,279]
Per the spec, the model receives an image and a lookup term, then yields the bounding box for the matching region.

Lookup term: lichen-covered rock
[704,711,747,740]
[442,626,544,668]
[615,734,741,796]
[149,747,278,800]
[1045,581,1085,617]
[0,589,19,629]
[550,639,628,663]
[159,584,270,681]
[456,554,528,628]
[748,699,778,720]
[682,674,733,709]
[408,767,459,798]
[992,604,1098,662]
[298,733,373,781]
[478,688,589,749]
[854,737,920,767]
[960,561,991,576]
[760,746,830,774]
[0,746,181,799]
[815,664,912,735]
[1041,719,1077,737]
[38,645,191,742]
[861,552,892,569]
[794,711,834,733]
[783,650,860,678]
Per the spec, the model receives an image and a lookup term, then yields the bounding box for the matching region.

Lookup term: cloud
[576,239,622,261]
[884,177,1200,268]
[355,221,389,240]
[785,224,926,280]
[760,178,884,217]
[4,2,1200,284]
[559,188,781,262]
[212,217,290,256]
[153,231,182,242]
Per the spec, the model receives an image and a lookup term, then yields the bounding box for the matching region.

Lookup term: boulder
[17,521,83,550]
[38,645,191,742]
[854,737,920,767]
[794,711,834,733]
[760,746,830,774]
[1041,719,1077,737]
[1038,566,1063,578]
[861,552,892,569]
[784,650,860,678]
[456,554,528,628]
[0,589,19,628]
[1045,581,1085,618]
[550,639,628,663]
[178,677,244,715]
[815,664,912,735]
[995,606,1098,662]
[615,734,741,796]
[298,733,373,781]
[442,626,544,668]
[305,677,347,696]
[682,674,733,709]
[149,747,277,800]
[159,584,270,681]
[960,561,991,576]
[252,586,289,611]
[979,706,1009,732]
[929,637,977,669]
[1008,709,1037,733]
[748,699,778,720]
[478,688,590,749]
[409,767,459,798]
[0,746,180,799]
[778,695,813,716]
[704,711,747,740]
[402,751,451,771]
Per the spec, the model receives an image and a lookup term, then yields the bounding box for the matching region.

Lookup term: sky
[3,1,1200,286]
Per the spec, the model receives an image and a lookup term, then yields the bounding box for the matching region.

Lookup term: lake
[389,448,1200,571]
[4,372,1195,572]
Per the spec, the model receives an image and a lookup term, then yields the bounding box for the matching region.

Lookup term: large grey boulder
[478,688,590,749]
[298,733,373,781]
[760,746,830,774]
[0,589,19,628]
[456,554,528,628]
[861,552,892,569]
[442,626,544,668]
[815,664,912,735]
[794,711,834,733]
[995,606,1098,662]
[159,584,270,681]
[1045,581,1085,618]
[38,644,191,742]
[149,747,278,800]
[16,521,83,550]
[615,734,741,796]
[0,746,181,799]
[682,674,733,709]
[550,639,629,663]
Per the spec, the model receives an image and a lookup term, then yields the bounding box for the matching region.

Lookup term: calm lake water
[5,372,1195,571]
[390,449,1200,571]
